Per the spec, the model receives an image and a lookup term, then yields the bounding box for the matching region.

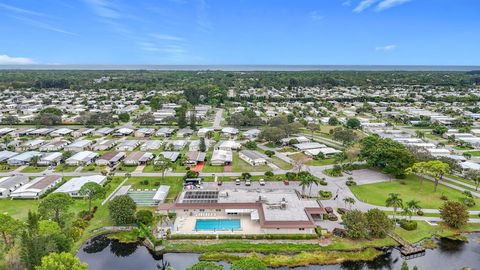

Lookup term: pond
[77,234,480,270]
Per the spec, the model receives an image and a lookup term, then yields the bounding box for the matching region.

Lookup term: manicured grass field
[0,164,16,172]
[54,164,78,172]
[202,164,225,173]
[349,175,480,210]
[305,158,336,166]
[271,156,293,170]
[21,166,47,173]
[464,150,480,157]
[115,164,137,172]
[125,176,183,202]
[232,152,271,172]
[82,164,107,172]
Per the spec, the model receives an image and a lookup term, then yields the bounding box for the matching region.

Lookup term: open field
[349,175,480,210]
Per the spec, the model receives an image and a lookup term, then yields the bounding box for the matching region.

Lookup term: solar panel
[183,190,219,203]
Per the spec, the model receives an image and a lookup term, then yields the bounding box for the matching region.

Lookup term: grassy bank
[199,248,381,268]
[349,175,480,210]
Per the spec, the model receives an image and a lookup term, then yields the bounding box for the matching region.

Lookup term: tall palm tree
[406,200,421,220]
[343,197,356,210]
[308,176,320,197]
[385,193,403,221]
[299,177,309,198]
[154,157,174,182]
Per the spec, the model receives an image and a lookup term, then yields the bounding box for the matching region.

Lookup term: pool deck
[174,213,262,234]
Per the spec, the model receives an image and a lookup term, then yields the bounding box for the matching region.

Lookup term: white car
[235,179,241,185]
[259,179,265,186]
[245,179,251,186]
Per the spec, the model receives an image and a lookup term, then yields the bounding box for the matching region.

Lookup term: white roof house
[51,128,73,137]
[211,149,233,165]
[116,140,140,151]
[215,140,241,151]
[18,139,45,151]
[158,151,180,162]
[189,139,211,151]
[239,150,268,166]
[293,142,326,151]
[305,147,341,156]
[65,151,98,166]
[55,175,106,197]
[0,175,29,198]
[198,127,214,137]
[153,185,170,203]
[0,150,18,162]
[460,161,480,171]
[140,140,163,151]
[96,151,126,166]
[166,140,186,151]
[95,127,114,136]
[221,127,239,135]
[38,152,62,166]
[114,127,134,136]
[65,140,92,152]
[10,175,62,199]
[7,151,42,165]
[124,151,154,165]
[92,139,116,151]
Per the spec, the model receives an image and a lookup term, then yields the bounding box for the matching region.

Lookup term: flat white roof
[55,175,106,194]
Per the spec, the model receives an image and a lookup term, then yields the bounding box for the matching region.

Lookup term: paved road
[212,108,224,130]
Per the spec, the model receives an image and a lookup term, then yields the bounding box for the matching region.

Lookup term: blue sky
[0,0,479,65]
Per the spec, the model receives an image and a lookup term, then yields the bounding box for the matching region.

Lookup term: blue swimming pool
[195,219,241,231]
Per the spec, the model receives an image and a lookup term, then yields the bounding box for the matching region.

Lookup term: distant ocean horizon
[0,64,479,71]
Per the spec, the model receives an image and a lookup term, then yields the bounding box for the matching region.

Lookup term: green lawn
[115,164,137,172]
[0,164,17,172]
[349,175,480,210]
[453,145,474,150]
[271,156,293,170]
[54,164,78,172]
[202,164,225,173]
[232,152,271,172]
[125,176,183,202]
[306,158,336,166]
[464,151,480,157]
[289,152,310,162]
[21,166,47,173]
[82,164,107,172]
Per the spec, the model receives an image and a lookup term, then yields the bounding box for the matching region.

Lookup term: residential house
[72,128,95,138]
[39,140,70,152]
[94,127,114,137]
[51,128,73,137]
[17,139,45,151]
[0,175,29,198]
[177,128,194,138]
[134,128,155,138]
[211,149,233,165]
[158,151,180,162]
[166,140,186,151]
[124,151,154,166]
[38,152,62,166]
[140,140,163,151]
[65,151,98,166]
[197,127,214,138]
[185,151,206,165]
[189,139,211,151]
[215,140,242,151]
[92,139,116,151]
[0,150,17,162]
[7,151,42,165]
[239,150,268,166]
[96,151,126,166]
[116,140,140,151]
[55,175,106,197]
[113,127,134,136]
[10,175,62,199]
[156,127,175,138]
[244,129,261,139]
[65,140,92,152]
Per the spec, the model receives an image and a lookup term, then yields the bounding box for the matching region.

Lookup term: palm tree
[385,193,403,221]
[154,157,174,182]
[299,177,309,197]
[343,196,356,210]
[406,200,421,220]
[308,176,320,197]
[402,206,413,221]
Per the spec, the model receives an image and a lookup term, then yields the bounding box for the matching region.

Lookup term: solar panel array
[183,190,219,204]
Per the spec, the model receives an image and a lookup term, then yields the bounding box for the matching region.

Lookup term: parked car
[259,179,265,186]
[325,207,334,214]
[283,180,289,185]
[327,213,338,221]
[217,181,223,186]
[235,179,241,185]
[344,170,352,175]
[245,179,251,186]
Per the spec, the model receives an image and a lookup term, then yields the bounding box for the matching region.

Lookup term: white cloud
[309,11,324,21]
[150,34,185,42]
[0,3,48,17]
[375,45,397,52]
[0,54,35,65]
[353,0,379,13]
[83,0,120,19]
[376,0,411,11]
[342,1,352,6]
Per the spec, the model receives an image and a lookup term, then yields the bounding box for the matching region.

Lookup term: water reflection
[77,234,480,270]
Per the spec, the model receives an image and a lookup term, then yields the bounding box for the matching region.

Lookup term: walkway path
[212,109,224,130]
